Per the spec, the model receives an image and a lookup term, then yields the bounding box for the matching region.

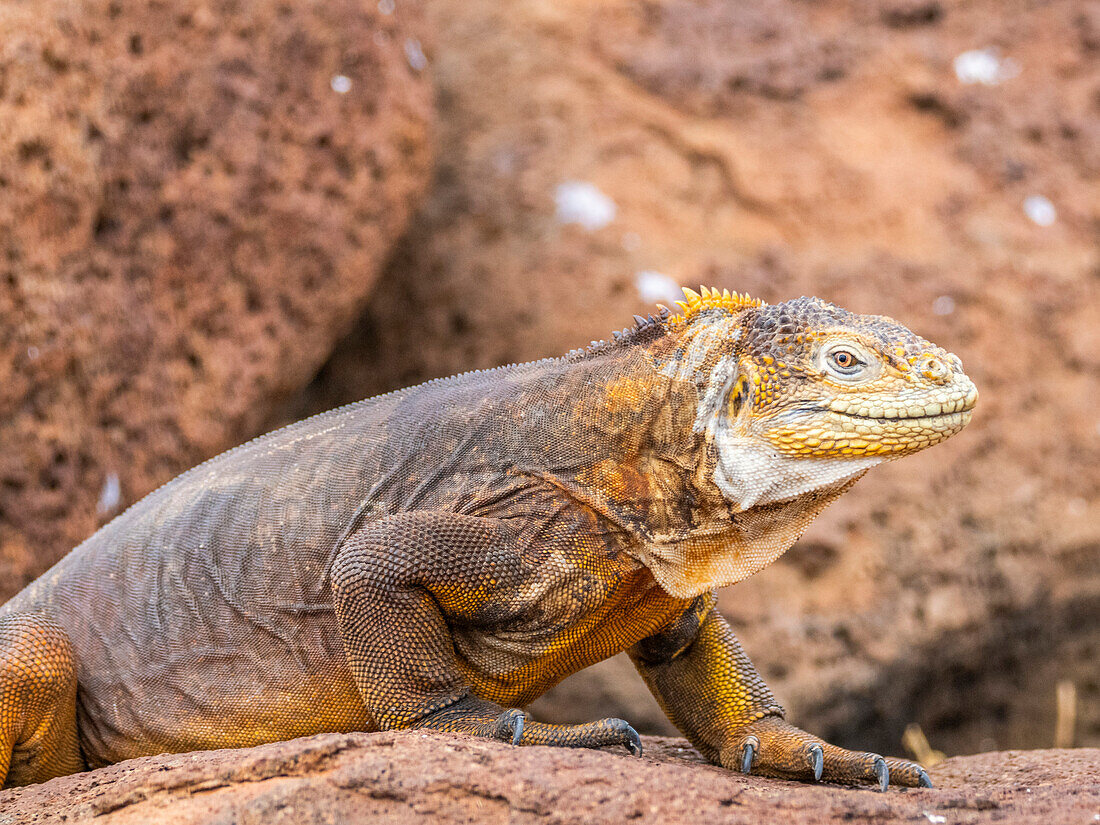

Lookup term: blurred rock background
[0,0,433,590]
[2,0,1096,761]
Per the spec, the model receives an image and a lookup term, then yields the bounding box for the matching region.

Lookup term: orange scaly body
[0,290,975,790]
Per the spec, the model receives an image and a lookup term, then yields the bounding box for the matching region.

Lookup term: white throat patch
[694,355,882,510]
[712,433,880,510]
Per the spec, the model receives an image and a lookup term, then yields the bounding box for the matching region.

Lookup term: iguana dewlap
[0,290,977,790]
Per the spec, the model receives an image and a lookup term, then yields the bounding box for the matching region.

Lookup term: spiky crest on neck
[565,286,765,361]
[666,286,766,326]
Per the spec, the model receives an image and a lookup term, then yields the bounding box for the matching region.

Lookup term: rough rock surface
[0,0,433,597]
[1,732,1096,824]
[291,0,1099,758]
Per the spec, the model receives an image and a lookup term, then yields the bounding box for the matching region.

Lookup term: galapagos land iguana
[0,289,978,790]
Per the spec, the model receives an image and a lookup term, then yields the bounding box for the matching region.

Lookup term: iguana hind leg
[0,613,84,787]
[330,511,641,755]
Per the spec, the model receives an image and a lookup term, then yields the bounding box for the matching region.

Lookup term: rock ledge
[2,731,1095,824]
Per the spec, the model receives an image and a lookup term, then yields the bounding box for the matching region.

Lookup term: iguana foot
[417,697,643,755]
[502,711,643,755]
[722,716,931,791]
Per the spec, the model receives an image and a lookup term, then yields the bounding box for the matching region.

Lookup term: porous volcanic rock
[291,0,1099,757]
[0,0,433,597]
[1,731,1096,824]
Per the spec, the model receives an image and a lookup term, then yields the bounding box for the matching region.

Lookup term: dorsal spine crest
[569,286,764,361]
[667,286,766,326]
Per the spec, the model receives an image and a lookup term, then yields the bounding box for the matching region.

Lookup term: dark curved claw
[740,738,758,775]
[624,724,643,757]
[809,745,824,781]
[493,708,526,746]
[917,767,933,789]
[872,756,889,792]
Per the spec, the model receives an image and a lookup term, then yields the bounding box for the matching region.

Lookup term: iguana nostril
[920,356,950,384]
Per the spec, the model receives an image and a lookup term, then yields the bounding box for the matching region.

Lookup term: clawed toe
[597,717,644,756]
[493,708,527,745]
[510,714,524,745]
[883,756,934,788]
[623,723,643,756]
[740,737,758,774]
[872,756,889,792]
[809,744,823,781]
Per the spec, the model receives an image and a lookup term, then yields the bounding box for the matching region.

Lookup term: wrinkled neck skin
[560,314,880,599]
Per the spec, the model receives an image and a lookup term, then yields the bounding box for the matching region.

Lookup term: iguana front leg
[630,599,931,790]
[330,510,641,754]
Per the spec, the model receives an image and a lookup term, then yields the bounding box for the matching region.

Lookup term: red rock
[0,0,433,597]
[1,731,1095,824]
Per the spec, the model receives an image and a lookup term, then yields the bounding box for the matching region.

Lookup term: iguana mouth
[838,407,973,423]
[832,412,974,437]
[826,388,978,421]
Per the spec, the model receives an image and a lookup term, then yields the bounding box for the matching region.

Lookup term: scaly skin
[0,289,975,790]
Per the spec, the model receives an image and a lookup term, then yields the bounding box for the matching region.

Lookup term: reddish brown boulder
[0,0,433,598]
[293,0,1099,757]
[1,731,1095,824]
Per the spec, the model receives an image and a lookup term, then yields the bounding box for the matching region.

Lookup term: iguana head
[658,287,977,511]
[559,287,977,596]
[721,292,976,458]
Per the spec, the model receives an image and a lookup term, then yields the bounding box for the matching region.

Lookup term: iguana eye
[828,349,864,375]
[819,342,878,382]
[831,350,857,369]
